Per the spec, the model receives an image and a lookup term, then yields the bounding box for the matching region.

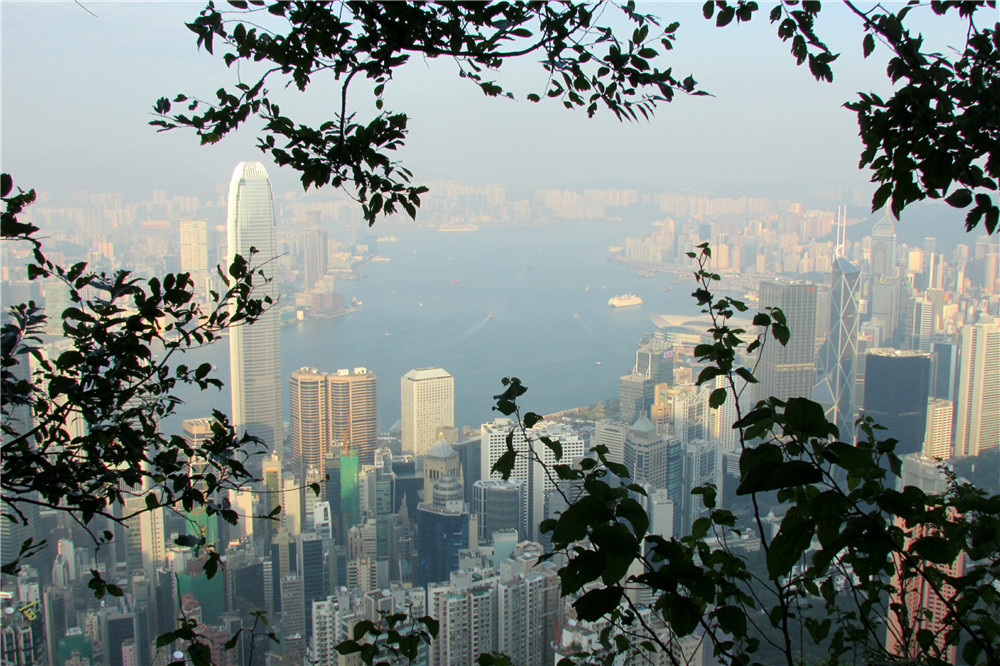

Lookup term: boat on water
[608,293,643,308]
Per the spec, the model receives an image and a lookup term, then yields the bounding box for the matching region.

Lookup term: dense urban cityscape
[3,1,999,664]
[2,160,998,665]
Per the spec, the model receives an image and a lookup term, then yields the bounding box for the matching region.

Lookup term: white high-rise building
[480,419,585,541]
[227,162,282,463]
[923,398,953,460]
[401,368,454,456]
[178,218,209,274]
[956,317,1000,457]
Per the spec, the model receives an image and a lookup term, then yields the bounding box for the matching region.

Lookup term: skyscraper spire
[834,204,847,259]
[227,162,283,466]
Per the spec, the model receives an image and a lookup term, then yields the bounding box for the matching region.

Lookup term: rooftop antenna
[834,205,847,259]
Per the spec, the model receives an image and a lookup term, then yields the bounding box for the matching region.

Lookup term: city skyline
[2,1,999,661]
[1,1,985,234]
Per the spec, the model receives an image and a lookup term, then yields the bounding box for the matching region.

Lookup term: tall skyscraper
[178,218,209,274]
[227,162,282,464]
[290,368,328,480]
[416,474,469,586]
[401,368,454,457]
[870,214,899,280]
[955,317,1000,457]
[289,367,379,474]
[480,419,585,541]
[756,281,818,403]
[923,398,953,460]
[862,349,932,456]
[886,455,963,664]
[473,479,526,544]
[302,219,328,291]
[619,372,654,424]
[814,257,861,439]
[328,368,378,465]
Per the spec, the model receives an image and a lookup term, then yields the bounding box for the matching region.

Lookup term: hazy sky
[0,2,980,209]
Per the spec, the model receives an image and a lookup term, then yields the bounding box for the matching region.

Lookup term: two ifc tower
[226,162,283,471]
[226,162,400,472]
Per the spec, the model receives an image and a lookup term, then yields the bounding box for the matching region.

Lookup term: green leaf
[862,33,875,58]
[911,535,959,565]
[783,397,833,439]
[767,512,814,577]
[617,497,650,538]
[491,450,517,480]
[945,188,973,208]
[709,387,727,409]
[715,605,747,638]
[353,619,375,641]
[523,411,543,429]
[739,459,822,495]
[737,443,781,495]
[574,586,623,621]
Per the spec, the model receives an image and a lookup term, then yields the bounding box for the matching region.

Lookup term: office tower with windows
[473,479,526,543]
[624,416,667,490]
[923,398,953,460]
[593,419,628,465]
[956,317,1000,457]
[905,296,934,351]
[298,533,326,643]
[302,219,328,290]
[635,335,674,384]
[756,281,818,403]
[423,439,462,503]
[401,367,454,456]
[870,214,899,279]
[481,419,585,541]
[289,367,328,480]
[227,162,282,464]
[886,455,963,663]
[814,257,861,439]
[930,339,959,401]
[416,474,469,586]
[328,368,378,465]
[862,349,932,456]
[619,372,654,424]
[179,218,209,274]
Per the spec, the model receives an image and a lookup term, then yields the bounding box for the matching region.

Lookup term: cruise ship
[608,293,643,308]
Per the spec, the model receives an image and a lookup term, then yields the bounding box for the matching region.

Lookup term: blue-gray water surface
[167,219,700,436]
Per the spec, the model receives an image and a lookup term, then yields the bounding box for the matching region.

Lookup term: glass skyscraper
[814,257,861,440]
[227,162,282,465]
[756,280,818,403]
[862,348,931,456]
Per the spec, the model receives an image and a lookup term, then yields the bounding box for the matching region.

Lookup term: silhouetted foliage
[1,172,271,586]
[483,245,1000,666]
[153,1,998,232]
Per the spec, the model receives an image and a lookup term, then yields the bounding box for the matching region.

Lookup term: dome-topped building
[422,437,462,502]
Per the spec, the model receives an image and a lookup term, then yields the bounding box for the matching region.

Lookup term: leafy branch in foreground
[152,0,708,225]
[0,172,271,580]
[486,244,1000,666]
[334,609,440,666]
[156,1,998,232]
